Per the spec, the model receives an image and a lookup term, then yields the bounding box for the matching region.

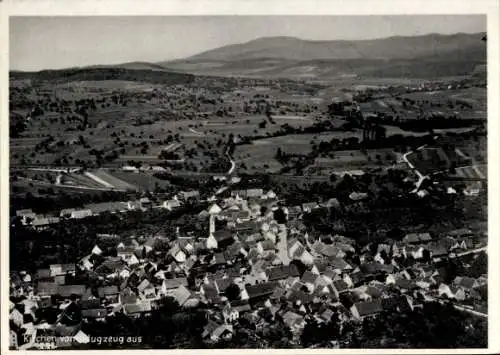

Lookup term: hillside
[185,33,485,61]
[160,32,487,80]
[10,67,195,85]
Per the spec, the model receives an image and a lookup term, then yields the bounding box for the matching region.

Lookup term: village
[9,177,488,349]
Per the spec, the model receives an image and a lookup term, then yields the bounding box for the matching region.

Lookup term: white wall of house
[174,251,187,263]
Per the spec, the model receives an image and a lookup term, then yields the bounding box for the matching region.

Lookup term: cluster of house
[9,187,488,349]
[14,190,202,230]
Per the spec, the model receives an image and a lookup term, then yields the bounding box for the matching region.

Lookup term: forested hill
[10,67,195,85]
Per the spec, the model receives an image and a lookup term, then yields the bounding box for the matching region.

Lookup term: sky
[10,15,486,71]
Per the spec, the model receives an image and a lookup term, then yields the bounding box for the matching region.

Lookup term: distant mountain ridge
[179,32,485,61]
[159,32,486,79]
[10,32,486,81]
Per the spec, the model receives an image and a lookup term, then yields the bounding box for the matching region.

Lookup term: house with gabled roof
[10,308,24,327]
[35,268,53,282]
[382,295,414,313]
[81,308,108,322]
[231,189,247,199]
[282,310,306,335]
[95,257,129,277]
[207,229,235,249]
[171,284,192,307]
[163,199,181,211]
[350,299,383,320]
[266,264,300,282]
[123,301,152,318]
[97,285,119,301]
[36,282,58,297]
[349,192,368,201]
[80,298,100,311]
[210,252,226,267]
[350,287,372,302]
[301,271,318,292]
[60,208,76,218]
[179,190,200,201]
[169,244,187,263]
[234,220,260,233]
[313,242,346,260]
[286,206,303,220]
[214,277,234,295]
[49,264,64,277]
[256,240,275,255]
[161,277,188,296]
[221,303,239,324]
[119,287,138,305]
[333,280,350,294]
[327,267,347,283]
[246,188,264,199]
[264,189,277,200]
[317,308,335,323]
[58,285,86,298]
[403,232,432,244]
[246,282,279,303]
[202,319,221,341]
[200,282,221,305]
[31,216,60,231]
[329,258,353,273]
[289,241,314,266]
[138,280,157,300]
[453,276,480,290]
[302,202,320,213]
[313,282,339,301]
[404,245,425,260]
[210,324,234,342]
[16,208,37,222]
[426,243,449,259]
[70,209,93,220]
[127,200,142,211]
[436,283,455,299]
[447,228,473,238]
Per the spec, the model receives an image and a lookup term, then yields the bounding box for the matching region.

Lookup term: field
[107,170,172,191]
[356,86,487,123]
[401,87,486,107]
[10,62,487,200]
[11,167,174,195]
[10,75,321,169]
[233,130,388,174]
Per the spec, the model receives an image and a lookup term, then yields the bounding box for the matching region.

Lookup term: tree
[468,251,487,278]
[276,147,282,160]
[301,310,341,347]
[273,208,287,224]
[159,296,180,313]
[225,283,241,302]
[387,227,405,241]
[341,302,486,348]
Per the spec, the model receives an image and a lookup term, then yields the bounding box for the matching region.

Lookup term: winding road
[227,156,236,175]
[188,127,205,137]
